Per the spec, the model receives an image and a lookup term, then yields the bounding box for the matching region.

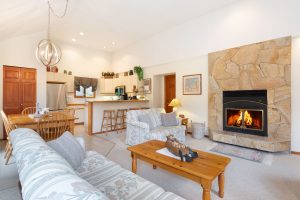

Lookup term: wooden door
[3,65,36,138]
[164,74,176,113]
[3,66,22,115]
[21,68,37,110]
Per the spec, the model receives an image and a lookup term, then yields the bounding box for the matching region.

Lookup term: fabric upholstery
[126,108,186,146]
[155,192,186,200]
[138,114,155,130]
[47,131,86,170]
[77,151,168,200]
[10,128,108,200]
[10,128,185,200]
[161,112,178,126]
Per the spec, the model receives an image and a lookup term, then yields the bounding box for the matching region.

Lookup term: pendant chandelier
[36,0,69,68]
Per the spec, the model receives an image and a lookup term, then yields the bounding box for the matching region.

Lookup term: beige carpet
[1,126,300,200]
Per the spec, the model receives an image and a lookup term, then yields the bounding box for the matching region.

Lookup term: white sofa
[126,108,186,146]
[10,128,185,200]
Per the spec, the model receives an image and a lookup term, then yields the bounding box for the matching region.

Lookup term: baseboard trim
[291,151,300,155]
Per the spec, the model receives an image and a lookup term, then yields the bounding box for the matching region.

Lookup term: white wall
[112,0,300,151]
[0,32,47,139]
[0,33,112,139]
[112,0,300,69]
[58,42,111,79]
[291,36,300,152]
[144,56,208,124]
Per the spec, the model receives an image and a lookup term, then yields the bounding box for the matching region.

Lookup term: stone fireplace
[223,90,268,137]
[208,36,291,152]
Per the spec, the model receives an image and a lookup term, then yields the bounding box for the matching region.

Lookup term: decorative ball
[36,39,62,67]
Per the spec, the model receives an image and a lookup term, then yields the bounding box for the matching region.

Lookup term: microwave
[115,85,125,96]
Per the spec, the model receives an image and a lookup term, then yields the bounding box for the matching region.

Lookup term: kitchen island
[86,100,149,135]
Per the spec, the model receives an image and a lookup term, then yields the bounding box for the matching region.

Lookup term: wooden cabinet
[100,78,114,94]
[99,75,140,94]
[3,66,37,138]
[46,72,74,93]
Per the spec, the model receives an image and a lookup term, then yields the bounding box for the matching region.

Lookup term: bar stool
[101,110,115,133]
[115,109,127,132]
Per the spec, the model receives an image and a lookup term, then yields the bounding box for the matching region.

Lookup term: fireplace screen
[226,108,263,131]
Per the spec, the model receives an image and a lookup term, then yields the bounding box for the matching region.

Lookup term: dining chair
[1,110,16,165]
[21,107,36,115]
[63,108,76,117]
[37,112,70,142]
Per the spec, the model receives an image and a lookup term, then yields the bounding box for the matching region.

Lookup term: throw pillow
[47,131,86,170]
[138,113,155,130]
[161,112,178,127]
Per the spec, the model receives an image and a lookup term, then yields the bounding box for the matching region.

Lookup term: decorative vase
[51,66,58,73]
[129,70,134,75]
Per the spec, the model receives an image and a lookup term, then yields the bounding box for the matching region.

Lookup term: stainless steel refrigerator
[47,83,67,111]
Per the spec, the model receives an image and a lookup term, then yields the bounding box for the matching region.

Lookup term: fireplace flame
[227,110,254,127]
[244,110,253,126]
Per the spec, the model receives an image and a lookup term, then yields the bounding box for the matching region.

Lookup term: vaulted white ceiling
[0,0,239,52]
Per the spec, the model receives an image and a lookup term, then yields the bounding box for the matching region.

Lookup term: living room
[1,0,300,200]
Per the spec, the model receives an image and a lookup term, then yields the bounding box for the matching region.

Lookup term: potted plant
[134,66,143,81]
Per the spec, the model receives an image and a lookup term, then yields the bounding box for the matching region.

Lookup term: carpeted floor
[1,125,300,200]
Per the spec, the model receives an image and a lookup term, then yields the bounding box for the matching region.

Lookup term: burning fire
[228,110,254,127]
[243,110,253,126]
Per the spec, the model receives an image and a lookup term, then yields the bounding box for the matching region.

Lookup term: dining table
[7,113,77,133]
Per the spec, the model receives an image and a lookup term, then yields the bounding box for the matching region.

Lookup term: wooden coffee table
[127,140,231,200]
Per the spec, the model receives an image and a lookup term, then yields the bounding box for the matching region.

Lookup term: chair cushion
[161,112,178,126]
[77,151,165,200]
[47,131,86,170]
[144,108,164,128]
[138,113,155,130]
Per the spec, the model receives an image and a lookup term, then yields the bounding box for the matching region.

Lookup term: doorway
[164,74,176,113]
[2,65,37,138]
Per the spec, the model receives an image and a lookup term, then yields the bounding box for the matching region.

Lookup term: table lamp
[169,98,182,112]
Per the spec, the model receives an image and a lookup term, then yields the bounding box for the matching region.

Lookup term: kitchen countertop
[86,99,149,103]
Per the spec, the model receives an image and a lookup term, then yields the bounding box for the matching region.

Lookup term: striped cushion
[47,131,86,170]
[10,128,108,200]
[155,192,186,200]
[77,151,165,200]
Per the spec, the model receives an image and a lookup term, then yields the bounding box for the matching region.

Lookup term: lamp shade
[168,98,182,107]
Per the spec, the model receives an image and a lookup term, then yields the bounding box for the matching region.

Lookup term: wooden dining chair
[1,110,16,165]
[63,108,75,117]
[21,107,36,115]
[37,112,70,142]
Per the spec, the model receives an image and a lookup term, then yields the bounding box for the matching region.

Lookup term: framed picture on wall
[143,78,152,94]
[182,74,202,95]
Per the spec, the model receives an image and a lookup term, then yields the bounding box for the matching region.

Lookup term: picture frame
[182,74,202,95]
[143,78,152,94]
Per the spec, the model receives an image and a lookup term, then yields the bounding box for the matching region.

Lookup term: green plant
[134,66,144,81]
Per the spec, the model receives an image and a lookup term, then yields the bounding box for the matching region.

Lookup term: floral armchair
[126,108,186,146]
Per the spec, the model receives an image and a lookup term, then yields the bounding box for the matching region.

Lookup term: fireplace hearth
[223,90,268,137]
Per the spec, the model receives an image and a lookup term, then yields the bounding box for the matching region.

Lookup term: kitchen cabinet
[99,74,140,94]
[100,78,114,94]
[47,72,74,93]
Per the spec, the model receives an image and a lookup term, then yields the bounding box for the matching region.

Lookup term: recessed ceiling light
[103,46,106,49]
[72,38,76,42]
[112,42,116,45]
[79,32,84,36]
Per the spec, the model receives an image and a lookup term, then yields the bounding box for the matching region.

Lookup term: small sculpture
[166,135,198,162]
